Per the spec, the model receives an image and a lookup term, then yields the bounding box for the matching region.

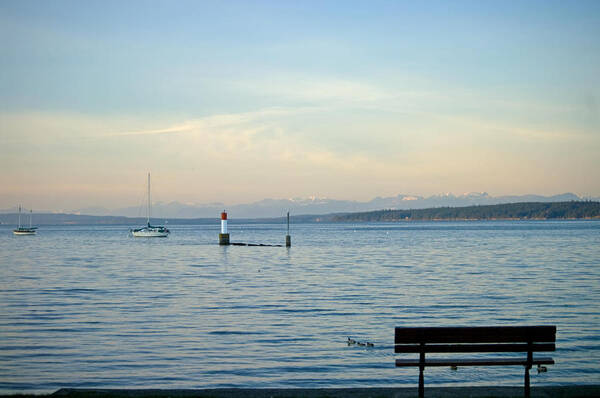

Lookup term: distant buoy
[219,211,230,245]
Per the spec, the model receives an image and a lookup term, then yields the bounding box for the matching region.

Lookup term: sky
[1,0,599,211]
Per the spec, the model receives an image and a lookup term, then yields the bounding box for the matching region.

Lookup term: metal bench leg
[419,366,424,398]
[524,366,530,398]
[419,347,425,398]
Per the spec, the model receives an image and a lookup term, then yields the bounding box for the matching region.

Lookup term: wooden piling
[286,211,291,247]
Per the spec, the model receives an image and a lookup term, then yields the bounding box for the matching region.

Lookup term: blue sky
[1,1,599,211]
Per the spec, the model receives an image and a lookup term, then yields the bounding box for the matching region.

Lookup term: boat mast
[18,205,21,228]
[29,209,32,228]
[147,172,151,226]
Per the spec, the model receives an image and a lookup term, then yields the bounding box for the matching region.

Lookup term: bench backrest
[395,326,556,353]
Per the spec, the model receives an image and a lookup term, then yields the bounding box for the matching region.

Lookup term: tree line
[331,201,600,222]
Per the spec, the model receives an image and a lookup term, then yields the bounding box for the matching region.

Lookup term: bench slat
[395,357,555,367]
[394,343,555,353]
[395,326,556,344]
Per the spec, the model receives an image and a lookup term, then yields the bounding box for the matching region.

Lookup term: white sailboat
[13,206,37,235]
[131,173,170,237]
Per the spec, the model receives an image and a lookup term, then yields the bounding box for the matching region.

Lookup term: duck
[347,337,356,345]
[366,342,374,347]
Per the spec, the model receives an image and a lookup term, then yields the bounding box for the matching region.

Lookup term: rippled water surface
[1,221,599,393]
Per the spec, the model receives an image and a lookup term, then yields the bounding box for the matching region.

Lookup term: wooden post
[525,343,533,398]
[524,366,530,398]
[419,343,425,398]
[285,211,291,247]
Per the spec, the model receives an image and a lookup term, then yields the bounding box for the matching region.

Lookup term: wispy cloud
[437,114,592,143]
[2,92,599,209]
[106,107,316,137]
[233,76,395,105]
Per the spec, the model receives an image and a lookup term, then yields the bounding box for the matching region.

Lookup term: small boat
[13,206,37,235]
[131,223,170,237]
[131,173,170,238]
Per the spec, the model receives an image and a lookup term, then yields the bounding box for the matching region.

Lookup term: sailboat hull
[14,205,37,235]
[13,228,37,235]
[132,228,169,237]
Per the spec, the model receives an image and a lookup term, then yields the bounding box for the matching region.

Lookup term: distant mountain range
[1,192,598,219]
[73,192,596,218]
[1,199,599,226]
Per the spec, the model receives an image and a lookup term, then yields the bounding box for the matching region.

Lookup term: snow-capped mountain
[67,192,585,218]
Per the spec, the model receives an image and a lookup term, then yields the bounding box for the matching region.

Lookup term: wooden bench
[395,326,556,398]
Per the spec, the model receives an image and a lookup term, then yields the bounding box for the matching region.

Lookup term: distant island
[331,201,600,222]
[1,201,599,225]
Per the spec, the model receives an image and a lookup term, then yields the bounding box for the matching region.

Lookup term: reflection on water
[1,221,599,393]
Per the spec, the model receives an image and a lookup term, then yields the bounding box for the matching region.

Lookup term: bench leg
[419,366,424,398]
[524,366,530,398]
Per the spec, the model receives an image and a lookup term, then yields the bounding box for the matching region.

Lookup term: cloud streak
[1,70,599,210]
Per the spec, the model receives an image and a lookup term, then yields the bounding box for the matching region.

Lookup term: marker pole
[285,211,291,247]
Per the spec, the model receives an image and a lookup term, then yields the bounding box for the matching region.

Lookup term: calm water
[1,221,599,393]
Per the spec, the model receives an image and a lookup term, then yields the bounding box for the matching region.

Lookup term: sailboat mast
[147,172,151,226]
[29,209,32,228]
[18,205,21,228]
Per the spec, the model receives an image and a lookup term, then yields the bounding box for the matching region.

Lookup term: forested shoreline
[331,201,600,222]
